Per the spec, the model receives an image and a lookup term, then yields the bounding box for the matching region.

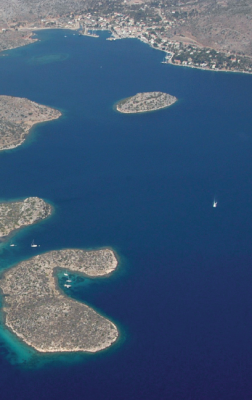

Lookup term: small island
[116,91,177,114]
[0,197,52,238]
[0,95,61,150]
[0,248,118,353]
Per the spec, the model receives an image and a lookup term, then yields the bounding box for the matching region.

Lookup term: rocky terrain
[0,95,61,150]
[0,248,118,353]
[0,30,36,52]
[0,197,52,238]
[116,92,177,113]
[172,0,252,57]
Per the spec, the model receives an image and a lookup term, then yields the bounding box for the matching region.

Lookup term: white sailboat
[213,199,217,208]
[31,240,38,248]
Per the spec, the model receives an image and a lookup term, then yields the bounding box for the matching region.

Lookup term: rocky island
[0,197,52,238]
[0,248,118,353]
[116,92,177,114]
[0,95,61,150]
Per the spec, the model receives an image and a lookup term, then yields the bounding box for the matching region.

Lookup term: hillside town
[2,0,250,74]
[82,10,252,73]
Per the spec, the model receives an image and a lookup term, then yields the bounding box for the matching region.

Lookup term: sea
[0,28,252,400]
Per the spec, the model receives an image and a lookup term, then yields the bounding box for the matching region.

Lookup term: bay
[0,29,252,399]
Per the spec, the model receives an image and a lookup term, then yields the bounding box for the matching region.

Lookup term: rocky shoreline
[116,92,177,114]
[0,249,119,353]
[0,95,61,150]
[0,197,52,238]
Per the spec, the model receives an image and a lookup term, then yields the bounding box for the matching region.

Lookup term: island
[0,248,118,353]
[116,92,177,114]
[0,197,52,238]
[0,95,61,150]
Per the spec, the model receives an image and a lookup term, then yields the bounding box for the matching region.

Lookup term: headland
[0,197,52,238]
[0,95,61,150]
[116,92,177,114]
[0,248,118,353]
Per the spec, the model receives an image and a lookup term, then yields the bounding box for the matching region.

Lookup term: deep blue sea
[0,29,252,399]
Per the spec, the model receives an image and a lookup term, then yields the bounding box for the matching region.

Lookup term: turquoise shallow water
[0,29,252,399]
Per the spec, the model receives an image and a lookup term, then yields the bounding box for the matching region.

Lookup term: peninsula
[0,95,61,150]
[0,197,52,238]
[0,248,118,353]
[116,92,177,114]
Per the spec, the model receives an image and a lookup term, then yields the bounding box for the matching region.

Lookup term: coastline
[105,31,252,75]
[3,314,119,354]
[115,102,177,114]
[0,248,119,353]
[0,201,54,244]
[0,96,62,151]
[1,25,251,75]
[0,247,121,357]
[165,57,252,76]
[0,197,53,239]
[115,92,177,114]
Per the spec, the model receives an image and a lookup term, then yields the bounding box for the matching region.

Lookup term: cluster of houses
[0,5,250,74]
